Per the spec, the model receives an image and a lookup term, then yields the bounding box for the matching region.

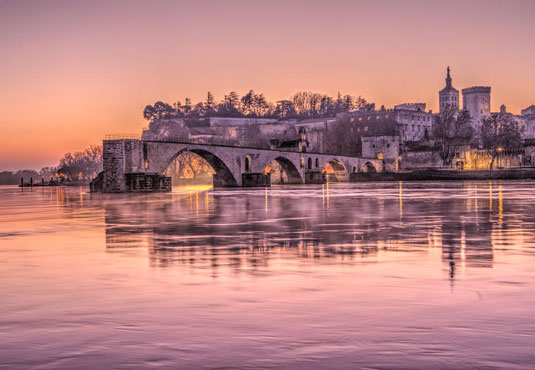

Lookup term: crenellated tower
[462,86,491,130]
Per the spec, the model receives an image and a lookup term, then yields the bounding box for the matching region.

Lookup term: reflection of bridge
[93,137,382,192]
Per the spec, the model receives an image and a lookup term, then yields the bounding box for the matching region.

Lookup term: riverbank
[351,168,535,182]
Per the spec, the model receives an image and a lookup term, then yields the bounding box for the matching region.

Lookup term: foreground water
[1,181,535,369]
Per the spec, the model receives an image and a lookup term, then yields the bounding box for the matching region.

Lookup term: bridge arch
[322,158,349,182]
[263,157,303,185]
[164,148,238,187]
[362,161,377,173]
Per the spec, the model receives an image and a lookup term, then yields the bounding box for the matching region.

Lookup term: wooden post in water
[20,177,23,187]
[30,177,33,187]
[42,177,44,186]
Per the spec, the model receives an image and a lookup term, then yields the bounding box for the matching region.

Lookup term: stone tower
[462,86,491,130]
[439,67,459,112]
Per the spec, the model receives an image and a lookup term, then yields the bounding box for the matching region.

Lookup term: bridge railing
[149,136,272,149]
[104,133,141,140]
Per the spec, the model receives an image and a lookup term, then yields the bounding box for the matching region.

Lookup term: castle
[438,67,535,138]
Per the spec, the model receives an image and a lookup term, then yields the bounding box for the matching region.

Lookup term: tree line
[0,145,102,185]
[143,90,368,122]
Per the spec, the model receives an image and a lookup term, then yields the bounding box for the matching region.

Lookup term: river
[1,181,534,369]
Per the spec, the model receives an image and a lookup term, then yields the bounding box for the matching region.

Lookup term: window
[308,157,312,170]
[315,158,319,168]
[245,156,252,172]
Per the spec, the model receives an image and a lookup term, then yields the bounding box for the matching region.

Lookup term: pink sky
[1,0,534,170]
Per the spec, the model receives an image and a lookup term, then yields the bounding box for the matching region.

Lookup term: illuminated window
[245,156,252,172]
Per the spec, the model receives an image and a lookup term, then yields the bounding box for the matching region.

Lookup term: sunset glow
[1,0,534,170]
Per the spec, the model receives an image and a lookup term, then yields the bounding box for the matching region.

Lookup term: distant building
[340,103,433,143]
[439,67,459,112]
[361,135,400,171]
[270,127,308,152]
[462,86,491,130]
[521,105,535,138]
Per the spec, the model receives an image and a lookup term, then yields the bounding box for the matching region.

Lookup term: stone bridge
[94,138,383,192]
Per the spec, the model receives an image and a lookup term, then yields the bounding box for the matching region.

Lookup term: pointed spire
[445,66,452,88]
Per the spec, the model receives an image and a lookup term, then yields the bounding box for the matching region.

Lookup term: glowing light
[398,181,403,222]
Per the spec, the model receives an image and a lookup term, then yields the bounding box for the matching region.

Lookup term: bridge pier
[305,171,325,184]
[242,173,271,187]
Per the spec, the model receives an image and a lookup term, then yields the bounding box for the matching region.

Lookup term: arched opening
[264,157,303,185]
[164,149,237,188]
[352,165,358,174]
[308,157,312,170]
[362,162,377,173]
[315,158,319,168]
[322,159,349,182]
[245,156,252,172]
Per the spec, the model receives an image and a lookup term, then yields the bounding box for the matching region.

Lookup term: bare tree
[433,107,474,166]
[480,113,523,170]
[57,145,103,181]
[324,116,361,156]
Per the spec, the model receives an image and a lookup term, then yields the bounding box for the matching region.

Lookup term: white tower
[462,86,491,130]
[439,67,459,112]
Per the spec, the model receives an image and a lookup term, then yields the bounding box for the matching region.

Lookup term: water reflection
[99,181,535,278]
[3,182,535,369]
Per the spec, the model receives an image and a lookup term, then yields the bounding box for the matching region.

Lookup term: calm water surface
[1,182,535,369]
